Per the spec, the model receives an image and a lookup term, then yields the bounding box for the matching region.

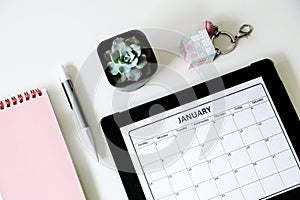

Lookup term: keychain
[180,21,253,68]
[212,23,253,57]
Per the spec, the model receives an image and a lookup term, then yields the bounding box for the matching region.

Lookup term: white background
[1,0,300,199]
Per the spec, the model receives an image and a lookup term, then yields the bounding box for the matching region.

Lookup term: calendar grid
[155,147,288,185]
[259,85,300,171]
[230,108,267,197]
[152,150,297,200]
[130,84,300,200]
[156,162,298,200]
[206,163,299,200]
[153,137,178,200]
[212,116,246,200]
[248,102,286,188]
[192,126,223,200]
[139,129,295,198]
[138,116,279,169]
[172,130,201,199]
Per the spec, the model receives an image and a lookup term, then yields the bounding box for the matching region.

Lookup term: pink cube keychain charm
[180,20,253,68]
[180,29,216,68]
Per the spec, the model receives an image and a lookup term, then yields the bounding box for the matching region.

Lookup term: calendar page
[120,77,300,200]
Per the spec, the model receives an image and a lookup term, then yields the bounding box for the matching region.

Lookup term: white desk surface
[1,0,300,199]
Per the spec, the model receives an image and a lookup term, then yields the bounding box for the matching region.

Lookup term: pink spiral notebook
[0,88,86,200]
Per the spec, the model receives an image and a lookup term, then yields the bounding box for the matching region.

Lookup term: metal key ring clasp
[212,30,237,55]
[236,24,253,39]
[212,24,253,56]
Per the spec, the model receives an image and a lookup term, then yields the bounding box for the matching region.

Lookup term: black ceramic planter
[97,30,158,92]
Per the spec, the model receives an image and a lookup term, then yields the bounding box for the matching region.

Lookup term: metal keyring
[212,24,253,57]
[212,30,237,56]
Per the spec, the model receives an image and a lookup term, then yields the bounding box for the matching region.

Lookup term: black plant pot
[97,30,158,92]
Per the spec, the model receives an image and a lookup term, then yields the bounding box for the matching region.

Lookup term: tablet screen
[120,77,300,200]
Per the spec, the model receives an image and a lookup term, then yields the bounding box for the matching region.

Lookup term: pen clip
[68,79,74,91]
[61,83,73,110]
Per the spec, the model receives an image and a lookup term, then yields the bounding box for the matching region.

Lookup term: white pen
[59,66,99,161]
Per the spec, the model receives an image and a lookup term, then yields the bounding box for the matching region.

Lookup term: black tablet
[101,59,300,200]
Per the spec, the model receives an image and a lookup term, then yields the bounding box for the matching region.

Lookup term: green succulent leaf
[119,50,135,64]
[112,38,125,52]
[126,57,138,68]
[126,68,142,81]
[130,44,141,57]
[104,50,111,62]
[119,74,127,82]
[125,37,140,46]
[118,65,126,73]
[111,50,120,63]
[108,62,119,75]
[120,53,131,63]
[113,37,124,45]
[136,54,147,69]
[128,51,136,62]
[120,54,130,63]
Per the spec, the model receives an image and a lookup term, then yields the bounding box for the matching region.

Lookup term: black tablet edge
[101,115,147,200]
[100,58,300,199]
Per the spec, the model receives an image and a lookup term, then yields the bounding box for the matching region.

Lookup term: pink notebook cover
[0,89,86,200]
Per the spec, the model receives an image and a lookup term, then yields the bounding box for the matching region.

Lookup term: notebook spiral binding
[0,89,42,110]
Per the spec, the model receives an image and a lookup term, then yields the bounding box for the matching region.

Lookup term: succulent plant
[104,37,148,82]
